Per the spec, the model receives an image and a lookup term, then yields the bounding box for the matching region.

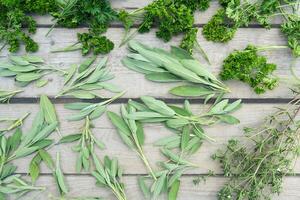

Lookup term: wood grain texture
[0,28,298,99]
[17,175,300,200]
[1,103,299,174]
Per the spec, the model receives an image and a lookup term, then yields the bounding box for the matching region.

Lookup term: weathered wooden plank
[33,1,283,26]
[19,175,300,200]
[0,28,297,99]
[1,103,299,174]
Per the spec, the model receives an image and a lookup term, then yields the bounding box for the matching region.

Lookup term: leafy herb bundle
[0,55,66,87]
[213,78,300,199]
[0,113,29,134]
[204,0,300,56]
[122,40,229,99]
[50,0,118,55]
[57,56,121,99]
[0,95,58,199]
[0,88,23,103]
[92,155,127,200]
[120,0,212,56]
[220,45,281,94]
[59,91,125,172]
[0,0,57,52]
[108,96,241,199]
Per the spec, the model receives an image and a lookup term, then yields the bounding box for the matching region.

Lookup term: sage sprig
[92,155,127,200]
[122,40,230,98]
[139,148,198,199]
[59,117,105,172]
[64,91,125,121]
[0,89,23,103]
[0,113,29,133]
[127,96,241,153]
[57,56,122,99]
[0,98,59,200]
[0,55,67,87]
[107,101,156,180]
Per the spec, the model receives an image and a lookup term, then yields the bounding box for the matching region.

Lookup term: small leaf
[170,85,214,97]
[40,95,58,125]
[16,73,42,82]
[59,134,82,144]
[10,56,30,65]
[141,96,175,117]
[168,180,180,200]
[22,55,44,63]
[107,111,131,136]
[39,149,55,169]
[89,106,106,120]
[146,72,182,82]
[79,56,96,73]
[36,79,49,88]
[64,102,93,110]
[218,115,240,124]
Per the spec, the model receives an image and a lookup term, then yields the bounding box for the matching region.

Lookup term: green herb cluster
[57,56,122,99]
[107,96,241,199]
[123,40,229,99]
[213,96,300,200]
[203,0,300,56]
[0,55,66,88]
[121,0,212,55]
[0,95,58,199]
[202,8,237,42]
[0,0,57,52]
[50,0,117,55]
[220,45,279,94]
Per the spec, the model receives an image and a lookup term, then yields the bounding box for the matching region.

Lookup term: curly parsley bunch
[121,0,212,55]
[281,18,300,57]
[220,45,278,94]
[202,8,237,42]
[0,0,56,52]
[51,0,118,55]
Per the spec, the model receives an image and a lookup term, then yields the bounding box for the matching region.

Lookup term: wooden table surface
[1,1,300,199]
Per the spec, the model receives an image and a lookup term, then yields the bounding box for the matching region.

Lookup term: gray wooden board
[0,28,298,99]
[1,103,299,175]
[13,176,300,200]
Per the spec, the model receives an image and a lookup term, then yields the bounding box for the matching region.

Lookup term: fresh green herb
[219,45,285,94]
[202,8,237,43]
[122,40,230,98]
[193,170,215,185]
[50,0,117,55]
[107,101,156,180]
[92,155,127,200]
[213,96,300,200]
[126,96,241,153]
[0,95,59,199]
[59,117,105,172]
[203,0,300,56]
[139,148,197,199]
[108,96,241,199]
[281,18,300,57]
[0,55,66,87]
[120,0,211,58]
[0,89,23,103]
[64,92,125,121]
[56,57,122,99]
[0,0,57,52]
[0,113,29,133]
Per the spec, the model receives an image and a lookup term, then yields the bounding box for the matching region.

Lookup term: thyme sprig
[213,93,300,199]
